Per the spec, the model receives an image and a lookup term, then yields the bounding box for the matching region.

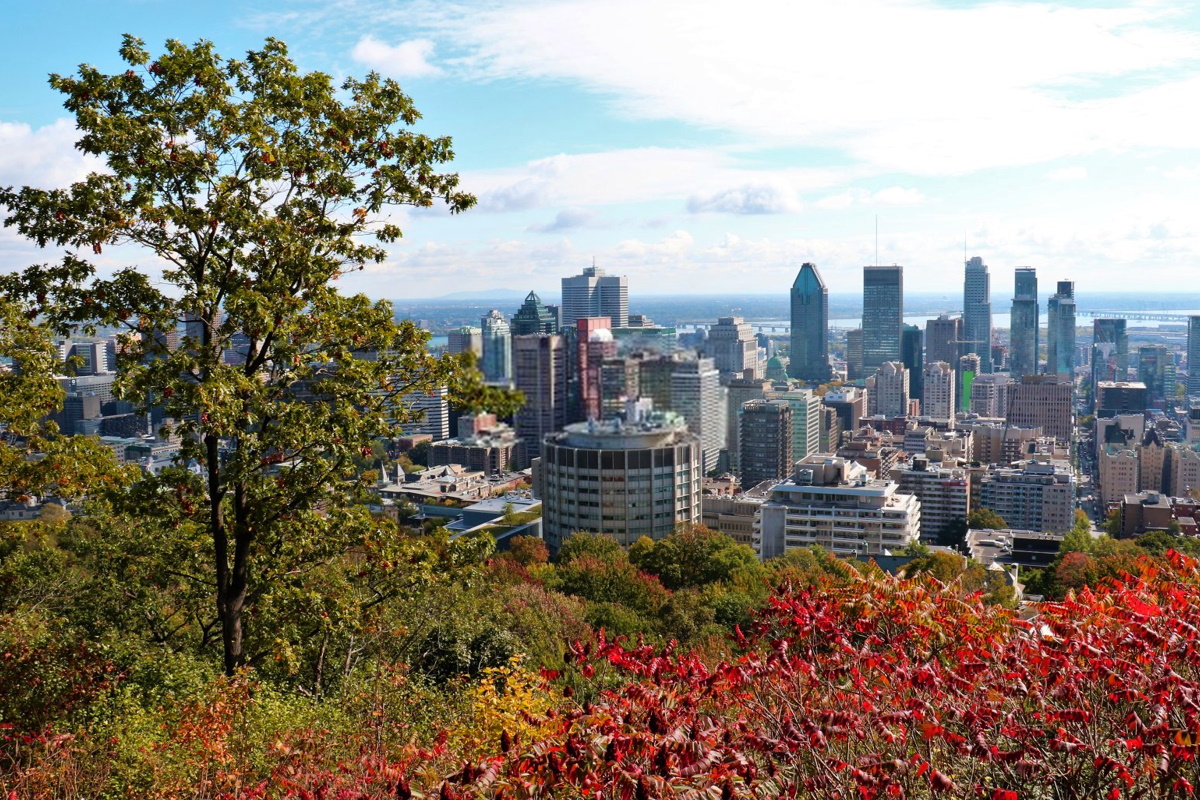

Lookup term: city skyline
[3,1,1200,299]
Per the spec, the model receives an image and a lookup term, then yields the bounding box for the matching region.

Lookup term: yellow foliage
[452,655,562,758]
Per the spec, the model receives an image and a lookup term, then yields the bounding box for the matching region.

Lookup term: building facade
[873,361,910,418]
[479,310,512,383]
[963,256,993,374]
[1046,280,1076,377]
[708,316,761,379]
[739,399,794,488]
[789,262,831,382]
[1009,267,1039,379]
[922,361,955,420]
[862,266,903,372]
[561,265,629,328]
[513,334,567,461]
[979,461,1076,533]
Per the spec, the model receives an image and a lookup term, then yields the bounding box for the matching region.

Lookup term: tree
[967,508,1007,530]
[0,37,518,675]
[627,523,760,591]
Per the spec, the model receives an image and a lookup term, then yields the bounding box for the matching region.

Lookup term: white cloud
[686,182,800,215]
[1048,166,1088,181]
[0,119,99,188]
[351,36,442,78]
[422,0,1200,175]
[527,207,601,233]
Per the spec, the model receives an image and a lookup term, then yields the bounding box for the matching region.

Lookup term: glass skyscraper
[862,266,903,373]
[1046,280,1076,377]
[789,262,831,382]
[1009,267,1039,379]
[962,256,993,374]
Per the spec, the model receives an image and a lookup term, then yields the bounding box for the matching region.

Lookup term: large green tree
[0,36,516,674]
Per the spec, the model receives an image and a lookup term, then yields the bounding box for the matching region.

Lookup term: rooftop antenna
[875,216,878,266]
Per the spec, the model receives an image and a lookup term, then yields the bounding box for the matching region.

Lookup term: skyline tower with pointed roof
[789,262,831,382]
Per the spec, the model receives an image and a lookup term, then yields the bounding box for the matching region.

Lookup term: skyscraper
[447,326,482,358]
[845,329,864,380]
[513,334,567,461]
[862,266,903,372]
[1046,280,1076,377]
[789,262,831,382]
[671,357,724,475]
[1138,345,1172,404]
[707,316,760,379]
[561,265,628,328]
[1091,319,1129,399]
[511,291,558,335]
[925,315,961,369]
[1009,267,1039,379]
[479,310,512,383]
[872,361,910,418]
[1188,317,1200,398]
[963,256,993,374]
[901,324,923,402]
[739,399,793,488]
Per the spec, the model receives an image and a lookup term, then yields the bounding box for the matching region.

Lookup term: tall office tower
[1091,319,1129,397]
[600,357,640,418]
[962,256,993,374]
[789,262,831,382]
[513,334,567,462]
[1009,267,1039,379]
[922,361,955,420]
[901,324,923,401]
[1189,317,1200,398]
[511,291,558,335]
[739,399,794,488]
[447,326,483,358]
[707,316,761,379]
[573,318,616,423]
[725,372,773,475]
[925,314,961,370]
[1046,280,1076,377]
[958,353,981,413]
[872,361,910,418]
[561,265,628,328]
[1138,345,1172,404]
[479,310,512,383]
[536,408,701,553]
[862,266,903,372]
[671,357,725,474]
[846,329,865,380]
[767,387,820,463]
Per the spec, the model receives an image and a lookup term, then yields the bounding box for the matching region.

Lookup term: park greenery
[6,36,1200,799]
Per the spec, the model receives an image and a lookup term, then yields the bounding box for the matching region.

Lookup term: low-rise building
[979,460,1076,533]
[892,455,970,544]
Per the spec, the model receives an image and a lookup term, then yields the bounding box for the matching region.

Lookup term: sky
[2,0,1200,301]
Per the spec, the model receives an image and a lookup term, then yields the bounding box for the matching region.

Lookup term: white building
[892,455,970,544]
[561,265,628,328]
[921,361,955,420]
[671,357,725,475]
[754,455,921,559]
[707,316,761,379]
[767,386,821,464]
[400,387,450,441]
[872,361,910,418]
[970,373,1012,418]
[979,460,1076,533]
[533,406,702,553]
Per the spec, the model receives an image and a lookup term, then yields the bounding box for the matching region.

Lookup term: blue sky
[3,0,1200,300]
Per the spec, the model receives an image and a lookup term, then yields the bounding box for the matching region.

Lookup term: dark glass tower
[862,266,903,372]
[963,256,993,374]
[510,290,557,335]
[789,262,831,382]
[1009,267,1039,379]
[1046,280,1076,376]
[901,324,924,403]
[1091,318,1128,401]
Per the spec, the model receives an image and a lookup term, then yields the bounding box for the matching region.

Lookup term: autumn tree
[0,36,517,675]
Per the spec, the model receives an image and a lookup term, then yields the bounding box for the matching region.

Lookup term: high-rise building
[1007,375,1073,442]
[925,315,961,369]
[511,291,558,335]
[1138,345,1173,405]
[739,399,794,488]
[725,372,772,475]
[893,456,969,545]
[845,329,864,380]
[980,461,1076,534]
[922,361,955,420]
[447,326,482,358]
[1046,280,1076,377]
[823,387,868,437]
[969,373,1011,418]
[1091,319,1129,399]
[561,265,628,328]
[707,316,760,379]
[513,334,567,461]
[958,353,981,413]
[1188,317,1200,398]
[535,406,701,553]
[789,262,831,382]
[862,266,903,372]
[572,318,616,423]
[963,256,993,374]
[479,310,512,383]
[1009,267,1039,379]
[901,324,924,401]
[767,387,820,464]
[670,357,725,475]
[872,361,910,418]
[400,387,450,441]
